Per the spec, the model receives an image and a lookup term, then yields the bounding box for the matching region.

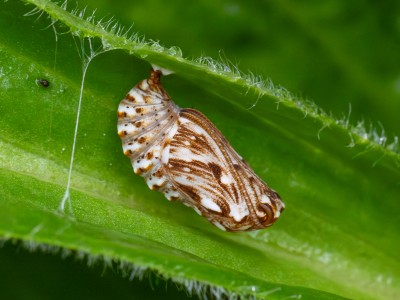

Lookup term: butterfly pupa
[117,69,285,231]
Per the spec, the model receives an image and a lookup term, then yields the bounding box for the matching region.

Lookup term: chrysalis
[117,69,285,231]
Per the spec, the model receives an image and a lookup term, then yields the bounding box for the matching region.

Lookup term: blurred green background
[78,0,400,138]
[0,241,199,300]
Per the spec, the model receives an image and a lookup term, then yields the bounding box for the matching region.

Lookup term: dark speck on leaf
[37,78,50,88]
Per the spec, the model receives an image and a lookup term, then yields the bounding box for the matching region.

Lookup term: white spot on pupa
[130,90,145,103]
[146,174,166,189]
[151,64,174,76]
[183,167,191,172]
[161,144,171,164]
[174,175,193,186]
[193,206,202,216]
[190,136,196,140]
[229,204,248,222]
[125,139,148,153]
[164,188,180,201]
[178,117,191,124]
[147,145,162,160]
[212,221,227,231]
[184,140,190,146]
[201,198,222,213]
[168,123,179,139]
[261,194,271,204]
[118,123,137,135]
[118,103,135,116]
[140,80,149,90]
[133,158,152,172]
[220,174,232,185]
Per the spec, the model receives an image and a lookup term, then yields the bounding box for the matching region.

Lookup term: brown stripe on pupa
[178,185,201,202]
[144,95,152,103]
[126,94,135,102]
[118,130,127,137]
[168,158,210,175]
[118,111,127,118]
[208,162,222,181]
[138,136,146,144]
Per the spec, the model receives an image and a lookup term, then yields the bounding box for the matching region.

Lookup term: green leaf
[1,0,399,299]
[0,241,199,300]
